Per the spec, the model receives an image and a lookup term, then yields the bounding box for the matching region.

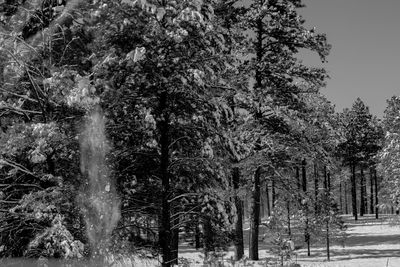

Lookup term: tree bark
[314,163,319,214]
[249,167,261,260]
[370,167,374,214]
[202,217,213,261]
[302,159,307,192]
[374,168,378,219]
[344,181,349,214]
[296,165,301,191]
[250,17,262,261]
[327,171,331,191]
[363,170,368,214]
[242,200,245,222]
[360,167,365,217]
[302,159,310,256]
[266,180,271,217]
[324,169,330,261]
[351,163,358,220]
[158,91,172,267]
[272,177,276,209]
[287,201,291,237]
[232,167,244,260]
[260,190,264,219]
[339,181,343,214]
[326,222,330,261]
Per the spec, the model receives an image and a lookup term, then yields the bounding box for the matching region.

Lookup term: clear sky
[299,0,400,117]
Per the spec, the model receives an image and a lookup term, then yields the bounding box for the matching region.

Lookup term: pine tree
[237,0,330,259]
[338,99,375,220]
[379,96,400,216]
[0,0,92,258]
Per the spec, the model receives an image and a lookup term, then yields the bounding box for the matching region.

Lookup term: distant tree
[378,96,400,216]
[338,98,382,220]
[338,99,368,220]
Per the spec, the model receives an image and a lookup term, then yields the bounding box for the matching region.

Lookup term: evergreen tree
[0,0,92,258]
[237,0,330,259]
[379,96,400,214]
[338,98,382,220]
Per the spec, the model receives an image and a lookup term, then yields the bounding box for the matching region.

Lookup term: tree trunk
[242,200,245,222]
[243,198,248,221]
[323,166,328,192]
[314,163,319,214]
[302,159,307,192]
[296,165,301,191]
[325,168,331,261]
[266,180,271,217]
[326,222,330,261]
[158,91,172,267]
[302,159,310,256]
[345,181,348,214]
[250,17,263,260]
[339,181,343,214]
[272,177,276,209]
[249,167,261,260]
[360,167,365,217]
[232,167,244,260]
[203,217,213,262]
[370,167,374,214]
[327,171,331,191]
[366,189,369,214]
[363,170,367,214]
[374,168,378,219]
[351,163,358,220]
[365,181,368,214]
[260,191,264,219]
[287,201,291,237]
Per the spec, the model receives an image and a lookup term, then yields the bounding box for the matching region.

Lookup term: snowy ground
[295,214,400,267]
[177,214,400,267]
[2,215,400,266]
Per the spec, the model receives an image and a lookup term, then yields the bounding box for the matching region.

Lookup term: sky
[298,0,400,117]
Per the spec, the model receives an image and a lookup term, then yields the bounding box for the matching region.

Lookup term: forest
[0,0,400,267]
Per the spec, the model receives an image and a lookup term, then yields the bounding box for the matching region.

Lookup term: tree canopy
[0,1,396,266]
